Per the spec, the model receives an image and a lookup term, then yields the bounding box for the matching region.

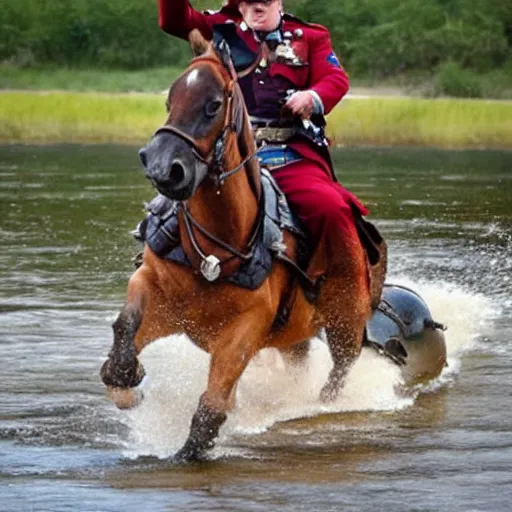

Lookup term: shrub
[0,0,190,68]
[434,61,483,98]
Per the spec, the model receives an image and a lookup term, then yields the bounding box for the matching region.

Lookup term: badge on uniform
[327,52,342,68]
[274,29,308,67]
[275,40,303,66]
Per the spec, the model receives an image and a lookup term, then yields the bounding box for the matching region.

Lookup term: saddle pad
[139,170,305,290]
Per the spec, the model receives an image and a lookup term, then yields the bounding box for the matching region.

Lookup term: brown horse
[100,33,376,461]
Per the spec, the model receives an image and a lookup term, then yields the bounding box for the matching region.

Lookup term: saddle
[133,156,386,306]
[135,168,310,291]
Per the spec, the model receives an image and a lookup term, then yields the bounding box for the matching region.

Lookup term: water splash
[121,281,497,459]
[389,277,500,356]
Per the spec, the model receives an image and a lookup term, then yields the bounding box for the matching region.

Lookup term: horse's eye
[165,100,170,113]
[205,99,222,118]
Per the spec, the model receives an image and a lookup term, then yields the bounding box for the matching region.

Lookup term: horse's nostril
[170,161,185,185]
[138,148,148,168]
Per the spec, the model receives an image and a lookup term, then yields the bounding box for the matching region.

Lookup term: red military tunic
[157,0,368,257]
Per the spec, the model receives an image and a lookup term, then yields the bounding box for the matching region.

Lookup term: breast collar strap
[180,190,265,269]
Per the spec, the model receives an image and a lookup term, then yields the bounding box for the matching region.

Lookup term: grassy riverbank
[328,97,512,148]
[1,90,511,149]
[2,64,511,99]
[0,65,184,94]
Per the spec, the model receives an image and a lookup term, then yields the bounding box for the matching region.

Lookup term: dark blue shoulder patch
[327,52,341,68]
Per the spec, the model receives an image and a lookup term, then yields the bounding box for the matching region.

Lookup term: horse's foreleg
[174,312,271,462]
[279,339,311,367]
[317,240,371,402]
[100,265,167,409]
[100,305,146,409]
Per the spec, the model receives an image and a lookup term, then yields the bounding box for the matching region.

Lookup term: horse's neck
[186,142,260,250]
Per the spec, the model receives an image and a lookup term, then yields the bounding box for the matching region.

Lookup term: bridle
[152,54,265,280]
[153,56,262,187]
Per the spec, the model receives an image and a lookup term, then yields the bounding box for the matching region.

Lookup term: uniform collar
[240,18,283,47]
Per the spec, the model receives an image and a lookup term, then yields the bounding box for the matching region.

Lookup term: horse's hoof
[173,448,209,464]
[106,385,144,409]
[173,445,201,463]
[173,439,214,463]
[100,358,146,389]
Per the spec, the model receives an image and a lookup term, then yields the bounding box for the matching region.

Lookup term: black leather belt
[250,116,293,129]
[253,126,297,144]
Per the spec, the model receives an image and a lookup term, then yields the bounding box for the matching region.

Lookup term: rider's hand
[285,91,314,120]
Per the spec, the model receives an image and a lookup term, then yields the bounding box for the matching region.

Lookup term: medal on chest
[257,27,308,69]
[275,29,308,67]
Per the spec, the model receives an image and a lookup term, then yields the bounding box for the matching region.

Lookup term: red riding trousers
[271,157,368,258]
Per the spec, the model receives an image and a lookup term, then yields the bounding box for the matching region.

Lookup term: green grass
[1,91,511,149]
[0,65,183,93]
[3,64,512,99]
[0,91,166,143]
[329,97,512,149]
[352,67,512,100]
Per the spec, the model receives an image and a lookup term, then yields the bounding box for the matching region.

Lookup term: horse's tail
[351,205,387,310]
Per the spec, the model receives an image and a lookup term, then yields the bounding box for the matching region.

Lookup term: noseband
[153,56,260,186]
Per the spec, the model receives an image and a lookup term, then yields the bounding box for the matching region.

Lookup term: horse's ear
[189,29,209,57]
[214,38,233,69]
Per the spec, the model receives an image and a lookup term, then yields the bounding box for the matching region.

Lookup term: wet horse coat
[100,35,375,461]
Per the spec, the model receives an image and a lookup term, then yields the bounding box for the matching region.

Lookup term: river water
[1,144,511,511]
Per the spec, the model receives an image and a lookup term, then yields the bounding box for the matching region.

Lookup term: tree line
[1,0,510,94]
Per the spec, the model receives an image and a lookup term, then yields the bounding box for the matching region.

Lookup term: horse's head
[139,31,255,201]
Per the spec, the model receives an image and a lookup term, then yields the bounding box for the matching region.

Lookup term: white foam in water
[387,277,501,392]
[122,334,208,458]
[120,280,497,459]
[388,277,499,357]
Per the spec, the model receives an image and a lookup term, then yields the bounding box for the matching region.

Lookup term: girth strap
[274,251,321,302]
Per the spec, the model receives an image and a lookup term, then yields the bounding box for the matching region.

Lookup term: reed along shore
[1,91,510,149]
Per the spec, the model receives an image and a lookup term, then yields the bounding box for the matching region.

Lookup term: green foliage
[0,0,190,68]
[296,0,509,79]
[434,61,483,98]
[0,0,510,98]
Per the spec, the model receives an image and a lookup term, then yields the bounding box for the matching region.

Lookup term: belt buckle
[254,127,295,144]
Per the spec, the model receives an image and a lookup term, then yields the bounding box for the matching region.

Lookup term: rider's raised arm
[307,26,350,115]
[158,0,234,40]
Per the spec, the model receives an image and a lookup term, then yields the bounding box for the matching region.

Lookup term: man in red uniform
[157,0,373,283]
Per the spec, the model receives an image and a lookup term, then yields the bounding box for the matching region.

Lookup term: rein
[154,55,264,281]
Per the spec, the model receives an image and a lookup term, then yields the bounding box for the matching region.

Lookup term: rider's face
[238,0,283,32]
